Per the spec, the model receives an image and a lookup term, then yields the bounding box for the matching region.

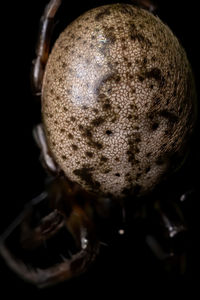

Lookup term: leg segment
[131,0,157,13]
[31,0,62,97]
[33,123,59,173]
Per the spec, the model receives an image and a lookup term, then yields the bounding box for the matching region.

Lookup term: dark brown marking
[104,169,111,174]
[127,150,134,163]
[68,133,74,139]
[135,147,140,154]
[153,97,161,105]
[80,126,93,138]
[92,141,103,150]
[106,130,112,135]
[166,98,171,105]
[145,166,151,173]
[147,112,154,120]
[115,75,121,83]
[151,122,159,131]
[62,155,67,160]
[115,173,120,177]
[138,74,145,82]
[93,108,99,114]
[119,4,135,16]
[102,102,112,111]
[98,93,107,100]
[165,129,169,135]
[100,156,108,162]
[85,151,94,158]
[91,116,105,127]
[133,126,139,131]
[104,29,116,44]
[95,8,111,21]
[145,68,165,87]
[127,132,141,164]
[146,152,151,158]
[143,57,147,65]
[160,143,167,151]
[78,124,84,131]
[73,166,100,190]
[71,144,78,151]
[159,109,178,123]
[70,116,76,122]
[129,22,152,47]
[80,125,103,150]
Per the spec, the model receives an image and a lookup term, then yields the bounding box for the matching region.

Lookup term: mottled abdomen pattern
[42,4,196,198]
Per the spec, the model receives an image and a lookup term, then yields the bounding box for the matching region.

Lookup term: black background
[0,0,199,295]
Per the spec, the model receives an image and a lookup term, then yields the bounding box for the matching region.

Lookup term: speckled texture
[42,4,196,198]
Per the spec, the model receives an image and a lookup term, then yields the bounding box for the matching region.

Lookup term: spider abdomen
[42,4,196,198]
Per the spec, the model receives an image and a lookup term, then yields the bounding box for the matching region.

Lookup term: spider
[0,0,198,288]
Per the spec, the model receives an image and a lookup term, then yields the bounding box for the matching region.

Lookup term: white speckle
[180,193,186,202]
[81,237,88,249]
[118,229,125,235]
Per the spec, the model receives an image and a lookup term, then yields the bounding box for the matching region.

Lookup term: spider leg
[131,0,157,13]
[0,180,99,288]
[33,123,59,173]
[143,198,189,276]
[31,0,62,97]
[0,192,47,243]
